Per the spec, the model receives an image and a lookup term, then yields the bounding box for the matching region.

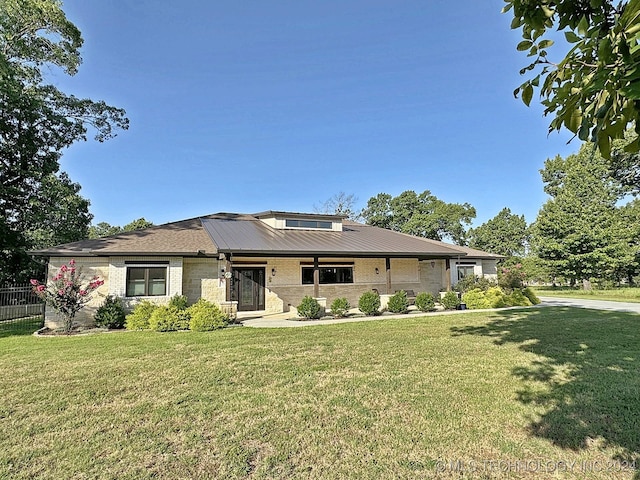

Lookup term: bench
[396,289,416,305]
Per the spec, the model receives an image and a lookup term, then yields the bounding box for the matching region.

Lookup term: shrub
[148,305,190,332]
[499,263,527,292]
[440,291,460,310]
[387,290,409,314]
[486,287,507,308]
[461,289,491,309]
[505,289,532,307]
[125,300,157,330]
[188,298,228,331]
[358,290,381,316]
[415,292,436,312]
[94,295,126,329]
[522,287,541,305]
[454,275,495,293]
[297,296,323,319]
[168,294,188,310]
[330,297,350,318]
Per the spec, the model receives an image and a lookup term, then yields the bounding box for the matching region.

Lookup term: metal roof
[202,215,477,258]
[31,212,502,259]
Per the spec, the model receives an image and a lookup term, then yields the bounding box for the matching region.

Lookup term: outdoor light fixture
[431,261,436,268]
[375,267,379,275]
[272,268,276,276]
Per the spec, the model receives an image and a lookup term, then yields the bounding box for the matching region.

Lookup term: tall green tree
[88,218,154,239]
[361,190,476,245]
[0,0,128,283]
[531,143,631,285]
[505,0,640,157]
[468,208,529,258]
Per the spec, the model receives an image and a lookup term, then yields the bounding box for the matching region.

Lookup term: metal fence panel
[0,285,45,321]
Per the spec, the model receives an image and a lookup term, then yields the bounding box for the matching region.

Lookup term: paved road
[539,296,640,314]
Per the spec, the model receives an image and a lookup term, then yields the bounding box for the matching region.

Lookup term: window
[126,266,167,296]
[285,219,332,229]
[302,266,353,284]
[457,265,475,281]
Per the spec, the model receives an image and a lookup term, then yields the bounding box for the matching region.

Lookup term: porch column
[385,257,391,294]
[445,258,451,291]
[224,253,233,301]
[313,256,319,298]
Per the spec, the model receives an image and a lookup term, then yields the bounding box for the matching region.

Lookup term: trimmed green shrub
[330,297,350,318]
[188,298,228,331]
[486,287,507,308]
[168,294,188,310]
[440,291,460,310]
[415,292,436,312]
[522,287,541,305]
[387,290,409,314]
[358,290,381,316]
[461,289,491,309]
[454,275,495,293]
[125,300,157,330]
[297,296,322,319]
[505,289,533,307]
[94,295,126,329]
[148,305,190,332]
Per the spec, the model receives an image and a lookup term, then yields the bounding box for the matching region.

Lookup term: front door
[234,268,265,311]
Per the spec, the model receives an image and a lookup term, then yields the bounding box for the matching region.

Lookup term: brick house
[32,211,501,328]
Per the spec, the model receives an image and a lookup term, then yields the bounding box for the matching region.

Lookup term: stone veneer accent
[182,258,225,305]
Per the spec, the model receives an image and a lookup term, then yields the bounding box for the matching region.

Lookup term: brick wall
[45,256,110,329]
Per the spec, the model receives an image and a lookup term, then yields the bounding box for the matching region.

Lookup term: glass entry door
[234,268,265,311]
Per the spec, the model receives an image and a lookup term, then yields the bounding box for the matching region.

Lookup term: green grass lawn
[534,286,640,303]
[1,308,639,479]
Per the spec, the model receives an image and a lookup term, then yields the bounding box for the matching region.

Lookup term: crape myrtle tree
[505,0,640,158]
[361,190,476,245]
[0,0,128,284]
[530,142,638,286]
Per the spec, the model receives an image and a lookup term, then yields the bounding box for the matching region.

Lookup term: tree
[314,192,361,220]
[361,190,476,245]
[0,171,92,285]
[0,0,128,283]
[467,208,529,258]
[530,143,631,286]
[88,218,154,239]
[504,0,640,157]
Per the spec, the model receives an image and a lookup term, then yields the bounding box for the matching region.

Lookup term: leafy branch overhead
[0,0,129,284]
[504,0,640,157]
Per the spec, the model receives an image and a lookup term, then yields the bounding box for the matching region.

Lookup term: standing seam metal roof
[201,215,474,257]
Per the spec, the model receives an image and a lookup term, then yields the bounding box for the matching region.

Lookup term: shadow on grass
[0,317,43,338]
[451,306,640,471]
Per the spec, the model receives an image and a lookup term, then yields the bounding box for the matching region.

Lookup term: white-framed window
[457,264,476,281]
[125,262,168,297]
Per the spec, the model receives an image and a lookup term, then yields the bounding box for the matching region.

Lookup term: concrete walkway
[240,297,640,328]
[241,308,479,328]
[538,296,640,314]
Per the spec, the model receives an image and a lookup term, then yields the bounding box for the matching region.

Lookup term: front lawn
[1,308,638,479]
[534,286,640,303]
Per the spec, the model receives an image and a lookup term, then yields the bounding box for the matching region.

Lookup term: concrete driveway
[539,296,640,314]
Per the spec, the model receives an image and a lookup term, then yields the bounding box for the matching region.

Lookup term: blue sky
[53,0,577,230]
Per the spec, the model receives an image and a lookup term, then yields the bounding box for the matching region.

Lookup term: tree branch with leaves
[505,0,640,157]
